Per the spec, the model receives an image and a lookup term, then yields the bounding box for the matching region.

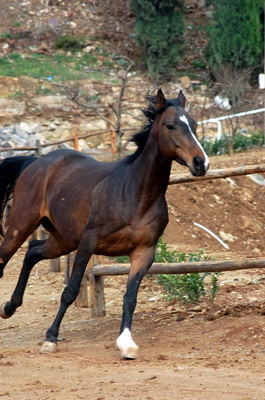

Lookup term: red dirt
[165,148,265,259]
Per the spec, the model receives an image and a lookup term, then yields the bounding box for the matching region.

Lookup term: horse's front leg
[116,246,155,359]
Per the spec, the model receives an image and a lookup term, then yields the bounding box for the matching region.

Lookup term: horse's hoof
[39,341,57,354]
[116,329,139,359]
[0,303,10,319]
[121,346,138,360]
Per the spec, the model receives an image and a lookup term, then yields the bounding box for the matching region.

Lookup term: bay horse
[0,89,209,359]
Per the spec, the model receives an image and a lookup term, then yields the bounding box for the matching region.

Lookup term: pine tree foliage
[207,0,264,70]
[131,0,185,81]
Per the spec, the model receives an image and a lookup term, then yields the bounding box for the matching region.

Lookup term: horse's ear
[155,89,166,109]
[177,90,186,108]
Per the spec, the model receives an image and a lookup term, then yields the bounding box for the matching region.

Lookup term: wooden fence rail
[169,164,265,184]
[88,258,265,317]
[0,130,111,153]
[93,257,265,276]
[0,127,138,154]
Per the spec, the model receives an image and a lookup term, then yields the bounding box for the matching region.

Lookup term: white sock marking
[179,114,209,169]
[116,328,138,353]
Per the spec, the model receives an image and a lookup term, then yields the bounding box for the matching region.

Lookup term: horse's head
[156,89,209,176]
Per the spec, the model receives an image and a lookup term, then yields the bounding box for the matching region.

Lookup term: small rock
[83,45,96,53]
[69,21,77,29]
[205,314,216,321]
[225,177,237,187]
[180,76,191,89]
[2,43,10,50]
[219,231,236,243]
[200,84,208,92]
[97,143,108,149]
[252,248,261,254]
[176,314,186,322]
[149,296,158,302]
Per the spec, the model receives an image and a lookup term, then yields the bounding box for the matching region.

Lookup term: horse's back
[20,148,109,181]
[42,148,101,166]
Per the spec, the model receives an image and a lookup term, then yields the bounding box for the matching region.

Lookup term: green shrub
[156,247,219,304]
[206,0,264,71]
[158,272,206,304]
[202,131,265,156]
[115,238,219,304]
[154,237,186,263]
[131,0,185,81]
[53,35,85,51]
[158,271,220,304]
[115,237,186,264]
[12,21,22,28]
[1,32,14,39]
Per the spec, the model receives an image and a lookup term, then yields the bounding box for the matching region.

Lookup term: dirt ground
[0,149,265,400]
[165,148,265,258]
[0,1,265,398]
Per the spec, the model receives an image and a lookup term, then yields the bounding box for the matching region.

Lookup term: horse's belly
[94,222,162,257]
[94,227,135,256]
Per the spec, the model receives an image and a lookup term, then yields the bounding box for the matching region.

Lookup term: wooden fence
[88,258,265,317]
[169,164,265,184]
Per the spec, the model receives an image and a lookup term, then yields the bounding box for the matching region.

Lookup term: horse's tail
[0,155,38,237]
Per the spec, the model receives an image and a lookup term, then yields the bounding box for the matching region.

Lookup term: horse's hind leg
[28,239,46,249]
[0,203,42,278]
[0,233,73,320]
[0,228,33,279]
[40,232,96,354]
[0,241,45,319]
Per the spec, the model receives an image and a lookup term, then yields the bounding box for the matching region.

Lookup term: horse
[0,89,209,359]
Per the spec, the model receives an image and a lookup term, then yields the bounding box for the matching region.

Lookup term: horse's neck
[129,135,172,201]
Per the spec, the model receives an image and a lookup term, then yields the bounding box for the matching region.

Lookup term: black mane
[124,95,183,164]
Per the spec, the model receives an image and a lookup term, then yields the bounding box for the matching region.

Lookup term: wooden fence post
[72,126,79,151]
[65,251,89,308]
[50,258,61,272]
[64,251,74,284]
[75,253,89,308]
[65,253,106,313]
[34,139,41,156]
[65,254,105,313]
[88,256,106,317]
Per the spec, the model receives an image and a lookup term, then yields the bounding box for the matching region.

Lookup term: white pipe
[197,118,223,140]
[193,222,229,249]
[198,108,265,124]
[197,108,265,140]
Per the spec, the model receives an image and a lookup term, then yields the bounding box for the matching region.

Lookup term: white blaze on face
[179,114,209,170]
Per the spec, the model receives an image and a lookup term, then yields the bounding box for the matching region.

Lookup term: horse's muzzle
[191,156,209,176]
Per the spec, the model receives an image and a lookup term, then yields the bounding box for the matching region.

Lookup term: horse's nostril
[192,156,207,176]
[193,156,203,169]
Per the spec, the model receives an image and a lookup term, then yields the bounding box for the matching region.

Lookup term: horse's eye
[166,124,174,131]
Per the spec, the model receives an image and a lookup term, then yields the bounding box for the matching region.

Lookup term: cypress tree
[207,0,264,71]
[131,0,185,81]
